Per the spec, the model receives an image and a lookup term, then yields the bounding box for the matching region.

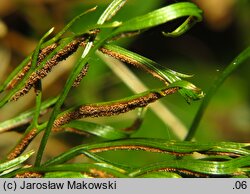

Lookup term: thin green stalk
[185,46,250,141]
[42,7,97,47]
[30,28,50,127]
[0,7,96,93]
[33,80,42,127]
[0,37,75,107]
[0,97,57,133]
[34,41,100,166]
[44,149,131,171]
[97,0,127,24]
[5,48,48,158]
[0,56,30,93]
[34,0,129,167]
[33,28,55,70]
[0,28,54,108]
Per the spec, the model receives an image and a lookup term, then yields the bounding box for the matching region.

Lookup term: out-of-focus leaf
[44,171,86,178]
[63,120,128,140]
[0,150,34,173]
[0,97,58,133]
[0,57,30,93]
[232,175,249,178]
[186,46,250,140]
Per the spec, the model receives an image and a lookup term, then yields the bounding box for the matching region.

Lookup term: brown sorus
[53,87,178,127]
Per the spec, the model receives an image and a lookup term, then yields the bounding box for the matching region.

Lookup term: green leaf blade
[0,151,34,173]
[114,2,202,34]
[97,0,127,25]
[63,120,128,140]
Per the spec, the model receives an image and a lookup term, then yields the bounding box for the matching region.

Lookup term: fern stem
[185,46,250,141]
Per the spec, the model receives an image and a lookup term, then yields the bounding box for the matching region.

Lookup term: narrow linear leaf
[186,46,250,140]
[97,0,127,25]
[0,97,58,133]
[100,44,203,102]
[129,155,250,177]
[4,163,128,178]
[0,150,34,173]
[1,14,100,98]
[43,7,97,47]
[82,138,250,156]
[63,120,128,140]
[114,2,202,34]
[42,139,250,168]
[35,26,110,166]
[43,148,132,172]
[31,27,55,71]
[44,171,86,178]
[0,35,74,108]
[0,28,54,105]
[0,56,30,93]
[101,44,192,83]
[79,150,132,171]
[53,86,179,128]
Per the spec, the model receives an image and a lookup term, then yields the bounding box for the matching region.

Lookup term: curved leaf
[41,139,250,169]
[163,16,199,37]
[100,44,203,103]
[114,2,202,34]
[97,0,127,25]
